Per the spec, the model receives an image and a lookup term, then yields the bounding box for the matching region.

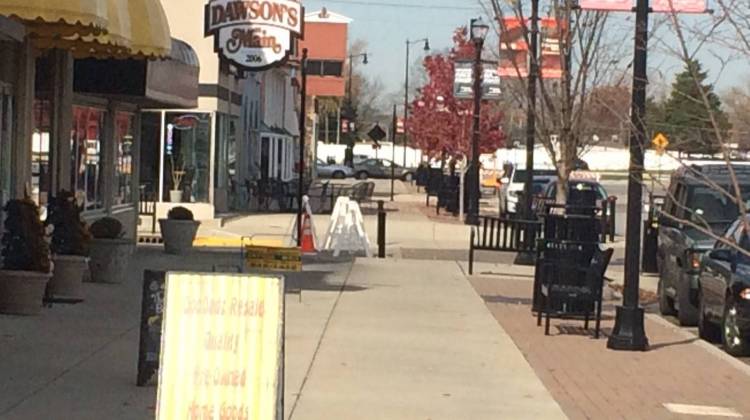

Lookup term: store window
[31,99,51,208]
[114,112,135,205]
[163,112,211,203]
[71,106,105,211]
[214,114,238,195]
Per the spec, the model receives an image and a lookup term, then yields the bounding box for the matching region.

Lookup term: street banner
[156,273,285,420]
[454,61,502,100]
[498,17,563,79]
[205,0,304,71]
[652,0,707,13]
[579,0,633,11]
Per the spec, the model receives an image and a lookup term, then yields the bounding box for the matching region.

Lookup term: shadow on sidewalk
[648,337,699,351]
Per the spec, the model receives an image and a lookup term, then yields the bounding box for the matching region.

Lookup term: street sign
[368,124,386,142]
[454,60,502,100]
[652,133,669,153]
[156,272,284,420]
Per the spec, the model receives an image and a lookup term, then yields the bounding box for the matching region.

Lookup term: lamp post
[297,48,308,247]
[403,37,429,168]
[523,0,540,221]
[466,18,489,226]
[347,52,368,106]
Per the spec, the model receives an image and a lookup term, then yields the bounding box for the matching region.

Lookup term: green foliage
[650,60,731,154]
[47,191,90,256]
[167,206,194,221]
[1,198,51,273]
[89,217,125,240]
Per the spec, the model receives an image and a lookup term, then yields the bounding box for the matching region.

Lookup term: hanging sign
[205,0,304,71]
[454,61,501,100]
[156,272,285,420]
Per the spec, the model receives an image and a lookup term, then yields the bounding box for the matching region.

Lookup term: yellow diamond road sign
[652,133,669,150]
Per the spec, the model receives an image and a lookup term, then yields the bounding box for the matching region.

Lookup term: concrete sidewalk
[289,258,566,420]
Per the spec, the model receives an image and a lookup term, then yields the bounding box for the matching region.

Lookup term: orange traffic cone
[300,213,317,254]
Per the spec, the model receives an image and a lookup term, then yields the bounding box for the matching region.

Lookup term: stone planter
[88,238,134,284]
[0,270,52,315]
[49,255,89,301]
[159,219,200,254]
[169,190,182,203]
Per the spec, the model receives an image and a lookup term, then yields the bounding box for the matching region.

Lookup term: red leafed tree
[407,28,505,159]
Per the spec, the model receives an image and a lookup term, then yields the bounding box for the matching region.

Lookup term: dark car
[540,179,609,207]
[353,158,415,181]
[658,164,750,327]
[697,216,750,356]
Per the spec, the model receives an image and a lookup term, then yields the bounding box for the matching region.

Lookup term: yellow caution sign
[245,245,302,272]
[652,133,669,154]
[156,273,284,420]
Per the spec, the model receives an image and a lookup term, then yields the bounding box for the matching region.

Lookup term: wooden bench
[469,216,542,275]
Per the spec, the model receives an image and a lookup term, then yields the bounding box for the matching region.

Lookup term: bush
[47,191,90,256]
[89,217,125,239]
[167,206,194,221]
[1,198,51,273]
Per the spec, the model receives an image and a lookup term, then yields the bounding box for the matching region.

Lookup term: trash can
[642,219,659,273]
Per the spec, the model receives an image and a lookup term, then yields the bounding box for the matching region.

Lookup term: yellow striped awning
[0,0,108,37]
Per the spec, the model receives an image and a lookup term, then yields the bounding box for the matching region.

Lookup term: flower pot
[49,255,88,301]
[159,219,200,255]
[88,238,134,284]
[0,270,52,315]
[169,190,183,203]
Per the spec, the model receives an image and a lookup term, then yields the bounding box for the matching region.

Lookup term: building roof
[305,8,352,24]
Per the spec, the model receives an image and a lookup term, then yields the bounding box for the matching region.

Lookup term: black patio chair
[537,243,614,338]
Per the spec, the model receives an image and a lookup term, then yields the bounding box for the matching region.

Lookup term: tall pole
[523,0,539,220]
[403,40,410,168]
[608,0,650,351]
[466,37,484,225]
[297,48,308,247]
[391,104,397,201]
[347,54,354,106]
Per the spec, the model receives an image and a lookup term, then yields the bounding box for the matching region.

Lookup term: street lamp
[403,37,429,168]
[465,17,488,226]
[347,52,368,106]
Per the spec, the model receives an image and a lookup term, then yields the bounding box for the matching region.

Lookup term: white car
[501,168,557,214]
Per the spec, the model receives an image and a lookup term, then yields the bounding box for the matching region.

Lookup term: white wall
[317,142,423,167]
[485,146,684,172]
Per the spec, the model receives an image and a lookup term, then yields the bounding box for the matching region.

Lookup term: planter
[49,255,89,301]
[88,238,134,284]
[0,270,52,315]
[169,190,183,203]
[159,219,200,255]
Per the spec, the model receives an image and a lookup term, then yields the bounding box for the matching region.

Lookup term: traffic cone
[300,213,317,254]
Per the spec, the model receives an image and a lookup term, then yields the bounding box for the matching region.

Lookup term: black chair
[537,244,614,338]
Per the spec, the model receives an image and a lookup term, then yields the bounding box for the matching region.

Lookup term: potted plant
[88,217,134,284]
[46,191,91,301]
[0,197,52,315]
[169,155,185,203]
[159,206,200,255]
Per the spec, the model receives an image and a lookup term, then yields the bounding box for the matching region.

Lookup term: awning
[0,0,108,37]
[127,0,170,58]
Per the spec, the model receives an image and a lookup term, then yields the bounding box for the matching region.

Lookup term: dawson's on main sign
[205,0,303,71]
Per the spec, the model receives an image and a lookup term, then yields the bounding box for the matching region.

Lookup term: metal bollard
[377,200,386,258]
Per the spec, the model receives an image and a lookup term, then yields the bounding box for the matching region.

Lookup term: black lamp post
[297,48,308,247]
[403,38,430,167]
[465,18,489,226]
[347,52,368,106]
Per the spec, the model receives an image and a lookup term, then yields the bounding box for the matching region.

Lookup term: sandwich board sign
[155,272,284,420]
[205,0,304,71]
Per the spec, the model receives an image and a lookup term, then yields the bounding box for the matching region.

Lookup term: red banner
[579,0,632,11]
[498,17,563,79]
[652,0,707,13]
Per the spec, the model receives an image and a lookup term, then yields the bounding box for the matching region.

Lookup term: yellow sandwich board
[244,246,302,272]
[156,273,284,420]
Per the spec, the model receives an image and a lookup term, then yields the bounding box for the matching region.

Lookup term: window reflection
[71,106,104,210]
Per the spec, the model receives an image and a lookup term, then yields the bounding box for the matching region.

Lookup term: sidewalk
[288,258,566,420]
[470,273,750,419]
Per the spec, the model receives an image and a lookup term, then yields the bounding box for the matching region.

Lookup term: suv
[501,168,557,214]
[658,163,750,326]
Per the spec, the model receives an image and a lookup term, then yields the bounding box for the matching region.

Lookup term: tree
[406,28,505,161]
[653,59,731,154]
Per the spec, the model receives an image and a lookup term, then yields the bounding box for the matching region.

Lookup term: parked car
[500,168,557,214]
[316,159,353,179]
[697,216,750,356]
[539,179,609,208]
[658,163,750,327]
[353,158,415,181]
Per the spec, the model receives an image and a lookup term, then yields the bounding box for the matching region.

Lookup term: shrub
[1,198,51,273]
[167,206,194,221]
[47,190,90,256]
[89,217,125,239]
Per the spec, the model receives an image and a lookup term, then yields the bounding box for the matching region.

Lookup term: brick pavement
[471,275,750,420]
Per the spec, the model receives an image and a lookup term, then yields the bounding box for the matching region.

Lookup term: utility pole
[608,0,650,351]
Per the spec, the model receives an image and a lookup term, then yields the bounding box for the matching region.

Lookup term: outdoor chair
[537,243,614,338]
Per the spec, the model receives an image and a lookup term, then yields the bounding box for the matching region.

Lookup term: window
[31,99,51,208]
[71,106,105,211]
[164,113,211,203]
[114,112,135,205]
[306,60,344,77]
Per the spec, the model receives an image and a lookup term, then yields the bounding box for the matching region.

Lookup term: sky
[300,0,746,105]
